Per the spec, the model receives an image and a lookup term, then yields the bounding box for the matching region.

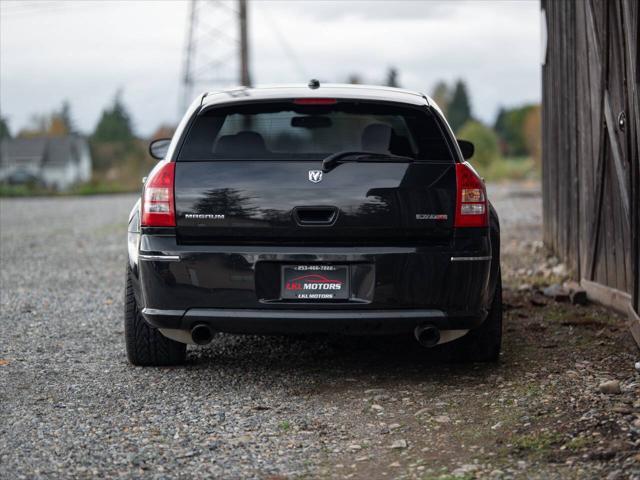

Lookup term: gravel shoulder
[1,185,639,479]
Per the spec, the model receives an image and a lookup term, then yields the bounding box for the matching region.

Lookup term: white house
[0,135,92,190]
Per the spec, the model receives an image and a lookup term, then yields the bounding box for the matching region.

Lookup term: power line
[0,1,107,16]
[260,4,308,81]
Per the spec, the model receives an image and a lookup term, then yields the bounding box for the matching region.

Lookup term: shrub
[456,120,501,169]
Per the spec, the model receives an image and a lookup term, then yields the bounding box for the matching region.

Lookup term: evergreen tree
[58,100,75,133]
[431,81,451,115]
[493,104,537,156]
[92,90,135,143]
[385,67,399,87]
[447,80,472,132]
[347,74,362,85]
[0,116,11,139]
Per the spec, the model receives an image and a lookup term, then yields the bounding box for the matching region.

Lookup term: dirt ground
[311,186,640,479]
[1,185,639,479]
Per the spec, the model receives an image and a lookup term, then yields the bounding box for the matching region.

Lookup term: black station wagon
[125,82,501,366]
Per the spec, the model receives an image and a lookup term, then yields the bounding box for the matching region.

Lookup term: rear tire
[124,267,186,366]
[445,273,502,362]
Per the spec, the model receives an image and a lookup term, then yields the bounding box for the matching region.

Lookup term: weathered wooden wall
[541,0,639,342]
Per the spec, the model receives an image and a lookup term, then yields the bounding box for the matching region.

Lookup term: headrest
[214,131,267,155]
[361,123,392,153]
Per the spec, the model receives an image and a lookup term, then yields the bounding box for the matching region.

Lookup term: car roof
[200,83,432,108]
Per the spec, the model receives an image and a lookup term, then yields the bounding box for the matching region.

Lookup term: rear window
[178,101,453,161]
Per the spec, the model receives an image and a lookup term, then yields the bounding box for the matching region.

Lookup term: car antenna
[308,79,320,89]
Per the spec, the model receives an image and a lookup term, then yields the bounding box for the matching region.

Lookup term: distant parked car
[125,82,501,366]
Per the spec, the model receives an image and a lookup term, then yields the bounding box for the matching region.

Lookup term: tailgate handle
[293,206,338,226]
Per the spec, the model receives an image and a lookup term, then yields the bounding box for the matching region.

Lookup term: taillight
[141,161,176,227]
[454,162,488,228]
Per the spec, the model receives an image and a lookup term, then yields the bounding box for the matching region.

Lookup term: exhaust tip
[414,324,440,348]
[191,324,214,345]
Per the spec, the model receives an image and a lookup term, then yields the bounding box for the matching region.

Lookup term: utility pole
[239,0,251,87]
[181,0,197,113]
[180,0,251,114]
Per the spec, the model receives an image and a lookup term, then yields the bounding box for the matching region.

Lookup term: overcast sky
[0,0,541,137]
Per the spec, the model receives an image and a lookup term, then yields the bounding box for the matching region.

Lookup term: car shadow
[183,333,502,389]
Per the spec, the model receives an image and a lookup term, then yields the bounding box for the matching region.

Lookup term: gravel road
[1,184,638,479]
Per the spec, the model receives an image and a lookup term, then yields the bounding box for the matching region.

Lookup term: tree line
[0,70,540,186]
[353,67,541,173]
[0,91,153,191]
[424,77,540,169]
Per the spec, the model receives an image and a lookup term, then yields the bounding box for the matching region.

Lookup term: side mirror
[457,139,474,160]
[149,138,171,160]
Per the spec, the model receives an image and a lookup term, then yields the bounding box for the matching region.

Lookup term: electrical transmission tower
[181,0,251,112]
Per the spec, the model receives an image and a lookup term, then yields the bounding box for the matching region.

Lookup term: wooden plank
[602,167,615,289]
[587,0,604,66]
[557,1,565,259]
[541,0,640,347]
[604,1,633,294]
[581,278,632,315]
[629,304,640,348]
[603,93,631,227]
[542,0,558,254]
[605,1,623,293]
[620,0,640,159]
[620,0,640,314]
[578,0,600,280]
[546,0,554,251]
[585,0,609,281]
[586,134,607,281]
[569,0,581,276]
[635,0,640,314]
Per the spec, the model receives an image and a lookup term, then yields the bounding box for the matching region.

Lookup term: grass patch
[475,156,539,182]
[0,184,50,197]
[518,382,543,398]
[542,304,617,329]
[423,474,475,480]
[512,432,563,452]
[565,436,596,451]
[0,180,138,197]
[278,420,291,431]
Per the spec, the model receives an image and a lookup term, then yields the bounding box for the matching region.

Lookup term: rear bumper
[134,232,493,334]
[142,307,484,335]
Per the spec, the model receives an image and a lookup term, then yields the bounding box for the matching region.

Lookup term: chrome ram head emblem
[308,170,323,183]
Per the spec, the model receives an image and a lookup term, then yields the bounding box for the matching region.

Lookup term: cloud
[0,0,540,136]
[256,0,458,21]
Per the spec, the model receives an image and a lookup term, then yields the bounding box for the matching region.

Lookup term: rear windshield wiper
[321,151,414,172]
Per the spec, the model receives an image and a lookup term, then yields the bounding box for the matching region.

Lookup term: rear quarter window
[177,101,453,162]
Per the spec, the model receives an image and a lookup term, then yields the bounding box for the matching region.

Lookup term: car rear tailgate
[174,160,457,244]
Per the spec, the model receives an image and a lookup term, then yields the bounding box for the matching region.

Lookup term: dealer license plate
[281,265,349,300]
